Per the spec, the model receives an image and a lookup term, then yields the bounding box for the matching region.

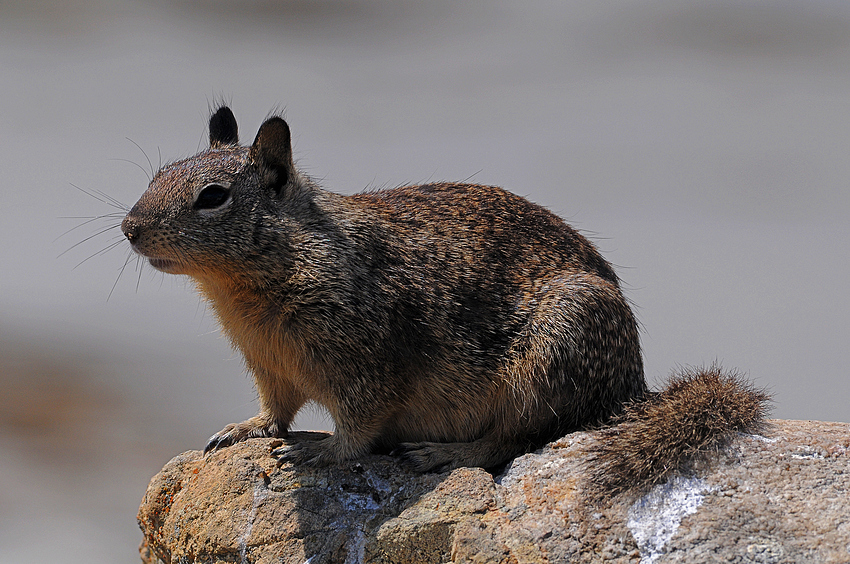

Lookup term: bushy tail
[586,364,771,498]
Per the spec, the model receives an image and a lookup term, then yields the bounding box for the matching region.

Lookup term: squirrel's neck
[196,275,294,334]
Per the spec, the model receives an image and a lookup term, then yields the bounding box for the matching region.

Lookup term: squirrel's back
[352,182,620,285]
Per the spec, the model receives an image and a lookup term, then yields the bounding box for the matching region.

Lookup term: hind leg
[501,273,646,436]
[400,272,645,472]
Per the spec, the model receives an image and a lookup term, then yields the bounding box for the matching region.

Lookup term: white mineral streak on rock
[239,482,269,564]
[627,476,714,564]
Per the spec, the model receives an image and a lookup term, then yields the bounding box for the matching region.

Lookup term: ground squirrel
[122,106,768,490]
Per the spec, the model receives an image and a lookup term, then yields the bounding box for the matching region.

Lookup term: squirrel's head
[121,106,300,279]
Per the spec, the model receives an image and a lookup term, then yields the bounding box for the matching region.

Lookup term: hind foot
[397,436,525,473]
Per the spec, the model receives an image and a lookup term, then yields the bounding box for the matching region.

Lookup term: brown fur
[586,364,771,498]
[121,106,769,484]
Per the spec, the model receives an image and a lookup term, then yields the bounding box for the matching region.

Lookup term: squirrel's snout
[121,216,140,244]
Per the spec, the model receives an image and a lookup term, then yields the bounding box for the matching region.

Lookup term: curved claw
[270,443,299,459]
[202,415,281,455]
[204,432,233,455]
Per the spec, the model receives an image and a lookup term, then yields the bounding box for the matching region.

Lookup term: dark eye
[194,183,231,210]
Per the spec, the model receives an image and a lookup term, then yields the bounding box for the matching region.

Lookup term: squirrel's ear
[209,106,239,148]
[249,116,293,195]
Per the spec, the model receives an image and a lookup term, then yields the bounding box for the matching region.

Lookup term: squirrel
[121,106,769,493]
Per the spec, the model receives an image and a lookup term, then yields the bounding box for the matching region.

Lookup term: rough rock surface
[138,421,850,563]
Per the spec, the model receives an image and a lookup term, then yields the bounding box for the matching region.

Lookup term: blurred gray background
[1,0,849,561]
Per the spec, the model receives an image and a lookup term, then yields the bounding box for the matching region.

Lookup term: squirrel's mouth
[128,244,186,274]
[147,257,182,273]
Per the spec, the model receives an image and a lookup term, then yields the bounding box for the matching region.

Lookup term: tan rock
[138,421,850,563]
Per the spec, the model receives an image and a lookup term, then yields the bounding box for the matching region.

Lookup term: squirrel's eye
[194,183,231,210]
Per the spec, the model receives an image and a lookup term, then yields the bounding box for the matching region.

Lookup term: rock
[138,421,850,563]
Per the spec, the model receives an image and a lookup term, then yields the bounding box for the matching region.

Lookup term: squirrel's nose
[121,216,140,244]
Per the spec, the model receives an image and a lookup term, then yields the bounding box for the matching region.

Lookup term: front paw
[271,435,338,467]
[204,415,283,454]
